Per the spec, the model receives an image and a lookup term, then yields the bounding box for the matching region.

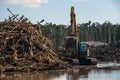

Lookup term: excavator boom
[70,6,78,38]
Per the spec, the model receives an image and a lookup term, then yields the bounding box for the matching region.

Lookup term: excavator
[63,6,97,65]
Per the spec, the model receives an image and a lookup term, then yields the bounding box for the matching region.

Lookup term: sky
[0,0,120,25]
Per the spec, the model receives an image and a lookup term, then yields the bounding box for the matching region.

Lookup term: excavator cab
[78,42,97,65]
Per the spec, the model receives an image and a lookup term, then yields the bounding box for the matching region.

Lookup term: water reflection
[1,68,120,80]
[0,69,91,80]
[0,71,65,80]
[66,69,91,80]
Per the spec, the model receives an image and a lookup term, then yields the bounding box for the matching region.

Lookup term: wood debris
[0,15,69,72]
[90,41,120,61]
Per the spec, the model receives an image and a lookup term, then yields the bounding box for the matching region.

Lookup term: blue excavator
[63,6,97,65]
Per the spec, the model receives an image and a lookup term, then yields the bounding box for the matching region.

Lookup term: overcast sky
[0,0,120,24]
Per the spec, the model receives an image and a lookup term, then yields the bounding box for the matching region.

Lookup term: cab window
[79,43,88,52]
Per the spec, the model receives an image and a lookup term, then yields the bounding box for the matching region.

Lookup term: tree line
[78,21,120,43]
[40,21,120,48]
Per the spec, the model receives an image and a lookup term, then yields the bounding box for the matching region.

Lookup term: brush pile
[0,16,68,72]
[90,41,120,61]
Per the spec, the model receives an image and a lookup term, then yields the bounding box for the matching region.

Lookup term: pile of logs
[0,15,68,72]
